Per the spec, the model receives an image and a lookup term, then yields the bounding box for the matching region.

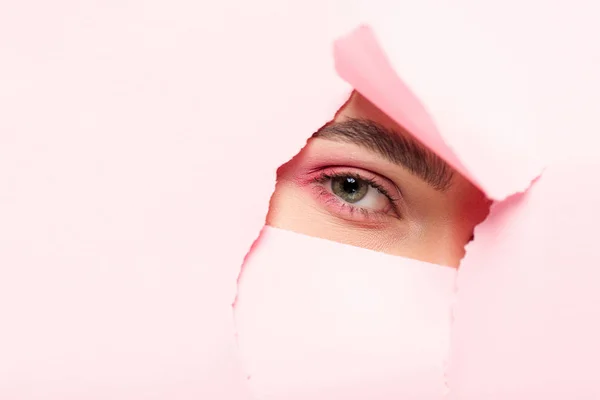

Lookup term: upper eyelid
[313,170,403,220]
[321,172,399,204]
[311,168,404,215]
[313,119,454,191]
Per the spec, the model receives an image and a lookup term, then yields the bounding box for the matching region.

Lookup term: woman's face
[266,91,490,267]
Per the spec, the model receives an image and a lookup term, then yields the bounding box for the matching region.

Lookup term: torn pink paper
[233,17,543,398]
[334,25,544,201]
[0,1,352,398]
[443,3,600,396]
[236,2,600,400]
[329,3,599,398]
[449,163,600,399]
[236,227,455,400]
[3,1,600,399]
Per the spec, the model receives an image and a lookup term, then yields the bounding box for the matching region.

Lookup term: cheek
[234,227,457,400]
[267,183,462,265]
[409,209,482,267]
[266,182,402,251]
[422,183,491,263]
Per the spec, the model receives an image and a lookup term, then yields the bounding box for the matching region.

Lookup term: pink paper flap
[334,25,544,201]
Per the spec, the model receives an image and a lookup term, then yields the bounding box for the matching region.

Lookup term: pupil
[330,175,368,204]
[342,177,359,194]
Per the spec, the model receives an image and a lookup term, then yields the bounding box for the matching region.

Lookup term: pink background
[2,1,600,399]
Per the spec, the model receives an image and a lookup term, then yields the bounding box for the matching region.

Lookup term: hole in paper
[265,90,490,268]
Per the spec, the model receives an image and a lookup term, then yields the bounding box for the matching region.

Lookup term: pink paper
[236,227,455,400]
[236,1,600,399]
[3,0,600,399]
[449,163,600,398]
[333,24,543,201]
[0,1,351,398]
[327,2,600,398]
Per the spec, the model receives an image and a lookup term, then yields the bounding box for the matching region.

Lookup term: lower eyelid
[292,165,405,219]
[310,183,399,223]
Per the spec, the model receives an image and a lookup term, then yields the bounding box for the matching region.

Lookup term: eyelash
[309,168,402,223]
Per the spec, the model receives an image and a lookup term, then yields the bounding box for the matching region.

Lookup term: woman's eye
[325,174,394,214]
[330,176,368,203]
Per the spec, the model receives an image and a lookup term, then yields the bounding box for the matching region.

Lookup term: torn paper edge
[230,91,353,388]
[331,24,547,397]
[231,22,546,397]
[333,25,545,202]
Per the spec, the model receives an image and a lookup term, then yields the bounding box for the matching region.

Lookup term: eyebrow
[313,118,454,191]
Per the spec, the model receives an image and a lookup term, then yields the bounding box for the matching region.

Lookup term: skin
[266,91,490,267]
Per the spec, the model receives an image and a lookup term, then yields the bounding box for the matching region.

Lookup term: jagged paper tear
[236,2,600,400]
[0,1,351,399]
[2,1,600,399]
[235,19,545,400]
[333,25,544,201]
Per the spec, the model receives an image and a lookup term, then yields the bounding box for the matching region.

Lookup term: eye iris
[331,176,368,203]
